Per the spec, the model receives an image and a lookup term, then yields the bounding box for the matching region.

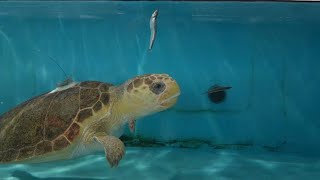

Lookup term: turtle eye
[150,82,166,95]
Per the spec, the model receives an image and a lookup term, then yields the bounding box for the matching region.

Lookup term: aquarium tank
[0,0,320,180]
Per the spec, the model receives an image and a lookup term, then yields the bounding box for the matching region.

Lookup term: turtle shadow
[12,170,112,180]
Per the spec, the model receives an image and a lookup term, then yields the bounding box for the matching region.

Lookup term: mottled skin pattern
[0,74,180,167]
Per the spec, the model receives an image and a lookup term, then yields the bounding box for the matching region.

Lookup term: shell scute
[35,141,53,156]
[53,136,70,151]
[100,93,110,105]
[77,108,93,123]
[45,87,79,141]
[17,146,35,160]
[0,93,54,152]
[65,123,80,142]
[99,83,112,92]
[80,88,100,109]
[1,150,18,162]
[93,101,103,112]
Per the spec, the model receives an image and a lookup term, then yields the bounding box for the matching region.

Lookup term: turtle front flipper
[94,134,125,168]
[129,118,136,134]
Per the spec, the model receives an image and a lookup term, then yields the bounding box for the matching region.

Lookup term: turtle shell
[0,81,113,163]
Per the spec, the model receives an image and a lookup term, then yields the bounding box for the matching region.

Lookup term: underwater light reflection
[202,150,234,174]
[250,159,277,170]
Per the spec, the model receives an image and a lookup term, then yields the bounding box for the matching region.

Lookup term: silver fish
[149,9,159,51]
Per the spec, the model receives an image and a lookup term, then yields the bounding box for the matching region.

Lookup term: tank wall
[1,2,320,155]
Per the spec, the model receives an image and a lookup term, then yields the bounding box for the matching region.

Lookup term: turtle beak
[160,92,180,107]
[159,80,180,108]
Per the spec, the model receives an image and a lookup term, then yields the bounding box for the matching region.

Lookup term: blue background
[1,1,320,156]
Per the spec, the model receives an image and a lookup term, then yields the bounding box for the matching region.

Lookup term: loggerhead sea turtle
[0,74,180,167]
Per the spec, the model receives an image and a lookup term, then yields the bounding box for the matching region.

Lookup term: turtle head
[120,74,180,118]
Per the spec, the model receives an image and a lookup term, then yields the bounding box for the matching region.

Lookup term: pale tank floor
[0,147,319,180]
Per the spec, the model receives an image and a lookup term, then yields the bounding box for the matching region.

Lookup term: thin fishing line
[32,49,68,79]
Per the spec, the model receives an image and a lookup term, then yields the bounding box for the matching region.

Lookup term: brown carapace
[0,81,112,163]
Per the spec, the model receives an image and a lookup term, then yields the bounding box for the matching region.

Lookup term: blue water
[1,1,320,179]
